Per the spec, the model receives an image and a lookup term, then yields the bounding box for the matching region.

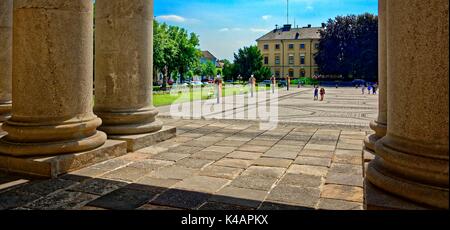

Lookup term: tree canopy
[153,20,201,88]
[314,13,378,81]
[233,45,269,82]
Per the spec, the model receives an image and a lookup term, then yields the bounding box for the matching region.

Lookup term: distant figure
[372,83,378,95]
[298,79,302,88]
[320,88,326,101]
[270,75,276,94]
[249,74,256,98]
[214,75,222,104]
[368,84,372,94]
[362,85,366,95]
[285,75,290,91]
[314,86,319,101]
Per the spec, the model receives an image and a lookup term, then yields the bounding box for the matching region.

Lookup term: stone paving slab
[266,184,321,209]
[87,187,160,210]
[174,176,230,194]
[199,165,243,180]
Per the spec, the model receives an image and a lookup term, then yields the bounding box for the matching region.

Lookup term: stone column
[364,0,387,152]
[0,0,12,122]
[0,0,107,157]
[366,0,449,209]
[94,0,163,135]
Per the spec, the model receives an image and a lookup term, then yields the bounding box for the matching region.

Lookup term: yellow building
[256,24,322,79]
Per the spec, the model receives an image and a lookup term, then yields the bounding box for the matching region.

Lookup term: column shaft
[94,0,162,135]
[0,0,106,157]
[366,0,449,209]
[364,0,387,152]
[0,0,13,122]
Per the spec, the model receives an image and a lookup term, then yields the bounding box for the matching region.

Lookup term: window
[264,56,269,65]
[300,54,305,65]
[288,54,294,65]
[275,44,280,50]
[275,70,280,77]
[275,56,280,65]
[288,44,294,49]
[289,69,294,78]
[315,43,319,49]
[264,44,269,50]
[300,69,306,77]
[300,44,305,49]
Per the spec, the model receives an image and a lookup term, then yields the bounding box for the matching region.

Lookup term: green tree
[233,45,264,81]
[153,20,201,89]
[254,66,272,80]
[314,14,378,81]
[221,59,237,81]
[153,21,177,90]
[169,27,201,83]
[202,61,217,79]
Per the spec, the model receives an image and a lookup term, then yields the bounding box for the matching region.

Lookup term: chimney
[282,24,292,31]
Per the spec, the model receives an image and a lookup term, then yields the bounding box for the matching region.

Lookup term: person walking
[373,83,378,95]
[314,86,319,101]
[270,75,276,94]
[249,74,256,98]
[320,87,326,101]
[285,75,290,91]
[362,84,366,95]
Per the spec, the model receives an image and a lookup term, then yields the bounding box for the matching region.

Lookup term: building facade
[256,24,322,79]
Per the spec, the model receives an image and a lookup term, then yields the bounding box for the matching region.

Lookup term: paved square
[0,112,370,210]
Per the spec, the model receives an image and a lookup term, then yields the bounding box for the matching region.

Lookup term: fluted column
[0,0,12,122]
[364,0,387,152]
[0,0,107,157]
[94,0,163,135]
[366,0,449,209]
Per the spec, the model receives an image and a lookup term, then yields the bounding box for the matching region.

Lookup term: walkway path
[158,87,378,128]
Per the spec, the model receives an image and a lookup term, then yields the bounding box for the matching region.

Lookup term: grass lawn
[153,85,270,107]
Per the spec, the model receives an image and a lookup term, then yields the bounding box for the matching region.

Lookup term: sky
[155,0,379,61]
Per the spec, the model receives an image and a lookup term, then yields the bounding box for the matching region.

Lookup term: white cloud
[262,15,272,20]
[219,28,230,32]
[250,28,271,33]
[155,15,186,23]
[306,5,314,11]
[232,28,243,31]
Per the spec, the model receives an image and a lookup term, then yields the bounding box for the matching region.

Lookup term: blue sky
[155,0,378,61]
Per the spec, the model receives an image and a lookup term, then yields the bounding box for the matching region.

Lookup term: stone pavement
[0,117,368,210]
[158,87,378,128]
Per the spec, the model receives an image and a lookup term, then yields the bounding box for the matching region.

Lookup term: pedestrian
[320,88,326,101]
[285,75,290,91]
[362,84,366,95]
[249,74,256,98]
[270,75,276,94]
[368,84,372,94]
[314,86,319,101]
[373,83,378,95]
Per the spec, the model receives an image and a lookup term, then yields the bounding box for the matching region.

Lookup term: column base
[0,131,107,157]
[367,135,449,209]
[108,126,176,152]
[362,148,375,178]
[364,120,387,151]
[0,103,11,122]
[0,140,127,178]
[99,120,164,136]
[364,180,432,210]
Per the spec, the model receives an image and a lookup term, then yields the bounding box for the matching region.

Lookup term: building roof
[256,26,323,41]
[201,51,217,61]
